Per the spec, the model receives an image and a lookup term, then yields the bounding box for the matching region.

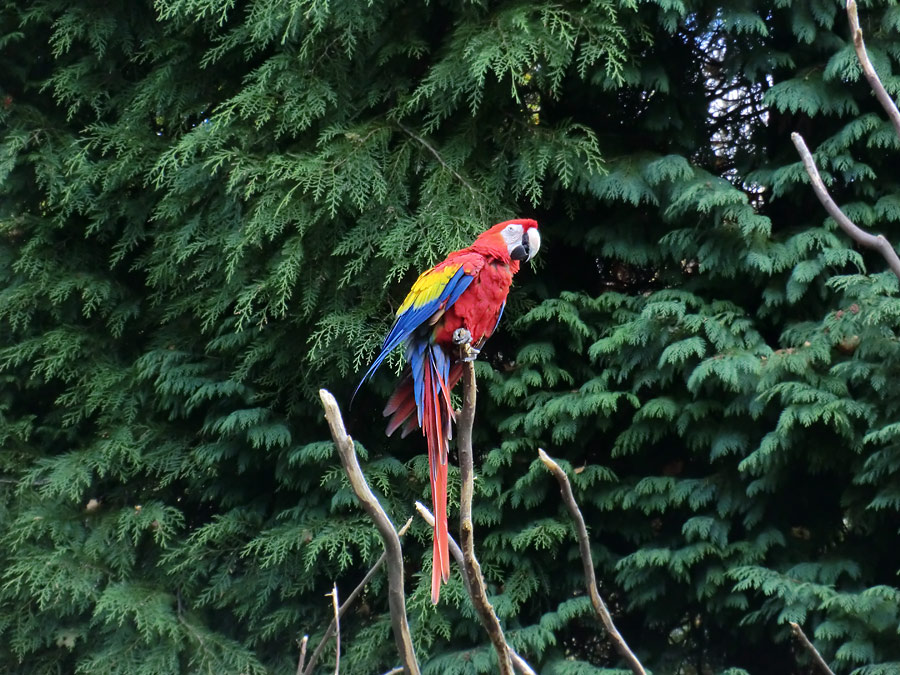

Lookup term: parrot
[356,218,541,604]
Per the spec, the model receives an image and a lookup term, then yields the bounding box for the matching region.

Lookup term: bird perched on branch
[357,219,541,603]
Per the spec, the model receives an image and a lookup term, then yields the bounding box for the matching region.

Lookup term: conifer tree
[1,0,899,673]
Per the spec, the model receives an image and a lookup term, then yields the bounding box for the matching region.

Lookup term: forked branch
[301,517,414,675]
[790,0,900,282]
[791,133,900,281]
[457,357,516,675]
[415,501,538,675]
[319,389,421,675]
[846,0,900,140]
[538,449,647,675]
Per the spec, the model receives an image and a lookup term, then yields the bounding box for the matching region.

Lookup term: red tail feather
[400,415,418,439]
[385,395,416,437]
[383,375,416,437]
[384,366,464,439]
[422,360,451,603]
[383,362,465,602]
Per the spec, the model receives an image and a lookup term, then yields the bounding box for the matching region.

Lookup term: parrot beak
[511,227,541,262]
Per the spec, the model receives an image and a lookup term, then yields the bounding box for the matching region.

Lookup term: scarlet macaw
[357,219,541,603]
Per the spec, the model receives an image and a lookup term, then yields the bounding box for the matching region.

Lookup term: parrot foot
[452,328,472,346]
[453,328,480,361]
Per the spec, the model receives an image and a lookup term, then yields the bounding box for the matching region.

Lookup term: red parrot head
[475,218,541,262]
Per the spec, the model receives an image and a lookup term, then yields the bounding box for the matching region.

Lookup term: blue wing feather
[353,265,473,398]
[412,340,427,424]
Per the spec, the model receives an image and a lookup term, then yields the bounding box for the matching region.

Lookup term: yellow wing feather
[396,264,462,316]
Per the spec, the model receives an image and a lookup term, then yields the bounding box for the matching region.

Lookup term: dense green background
[2,0,900,673]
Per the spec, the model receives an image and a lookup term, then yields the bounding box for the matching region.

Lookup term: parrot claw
[453,328,479,361]
[452,328,472,345]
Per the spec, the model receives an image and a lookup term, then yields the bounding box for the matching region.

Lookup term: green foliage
[2,0,900,673]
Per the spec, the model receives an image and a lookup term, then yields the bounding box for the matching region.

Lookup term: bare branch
[414,502,537,675]
[330,584,341,675]
[791,132,900,281]
[846,0,900,141]
[538,449,647,675]
[296,635,308,675]
[790,622,837,675]
[456,358,515,675]
[509,644,539,675]
[319,389,421,675]
[302,518,414,675]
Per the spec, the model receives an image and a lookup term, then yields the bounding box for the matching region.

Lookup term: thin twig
[415,502,538,675]
[296,635,308,675]
[538,449,647,675]
[456,357,515,675]
[415,501,471,597]
[319,390,421,675]
[790,622,837,675]
[302,518,413,675]
[397,122,478,195]
[510,643,539,675]
[330,584,341,675]
[791,132,900,281]
[847,0,900,141]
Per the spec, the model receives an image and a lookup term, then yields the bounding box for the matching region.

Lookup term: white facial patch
[501,223,524,249]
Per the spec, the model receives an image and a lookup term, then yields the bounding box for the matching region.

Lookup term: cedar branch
[457,356,515,675]
[397,122,479,195]
[538,449,647,675]
[319,389,421,675]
